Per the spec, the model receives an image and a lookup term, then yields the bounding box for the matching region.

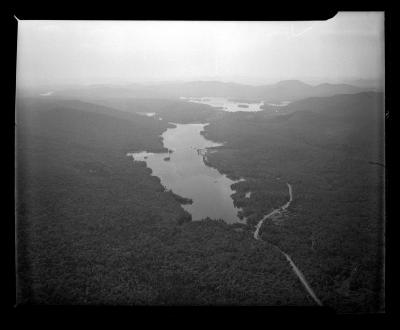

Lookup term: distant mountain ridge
[25,79,377,103]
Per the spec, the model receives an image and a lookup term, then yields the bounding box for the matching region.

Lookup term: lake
[180,96,264,112]
[136,112,163,121]
[127,123,244,223]
[137,112,156,117]
[39,91,54,96]
[267,101,291,107]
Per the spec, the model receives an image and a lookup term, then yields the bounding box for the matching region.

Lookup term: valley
[16,85,385,312]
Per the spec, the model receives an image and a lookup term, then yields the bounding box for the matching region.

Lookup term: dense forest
[14,8,388,313]
[203,92,385,312]
[16,97,313,306]
[16,91,384,311]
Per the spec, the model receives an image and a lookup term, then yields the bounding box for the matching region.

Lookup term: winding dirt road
[253,183,323,306]
[254,183,293,240]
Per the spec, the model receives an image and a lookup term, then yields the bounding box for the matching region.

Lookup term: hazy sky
[16,12,384,87]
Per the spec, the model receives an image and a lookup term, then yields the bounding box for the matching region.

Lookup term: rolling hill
[25,80,374,104]
[16,97,312,306]
[15,91,384,311]
[202,92,385,312]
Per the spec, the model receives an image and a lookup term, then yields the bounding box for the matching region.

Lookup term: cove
[127,123,244,223]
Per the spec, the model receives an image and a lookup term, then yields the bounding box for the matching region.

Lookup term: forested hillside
[16,97,313,306]
[203,92,385,312]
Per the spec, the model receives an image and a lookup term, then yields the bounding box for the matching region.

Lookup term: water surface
[137,112,156,117]
[39,91,54,96]
[127,123,244,223]
[180,96,264,112]
[267,101,291,107]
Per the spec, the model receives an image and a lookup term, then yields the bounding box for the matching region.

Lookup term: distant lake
[136,112,156,117]
[136,112,163,121]
[267,101,291,107]
[39,91,54,96]
[180,96,264,112]
[127,123,244,223]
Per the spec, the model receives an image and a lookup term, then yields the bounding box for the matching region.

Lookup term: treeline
[16,97,313,305]
[203,92,384,312]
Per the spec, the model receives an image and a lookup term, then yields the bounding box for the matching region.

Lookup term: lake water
[136,112,163,121]
[180,96,264,112]
[127,123,244,223]
[137,112,156,117]
[39,91,54,96]
[267,101,291,107]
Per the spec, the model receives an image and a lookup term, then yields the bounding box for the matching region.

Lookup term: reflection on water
[180,96,264,112]
[127,123,244,223]
[267,101,291,107]
[137,112,156,117]
[39,91,54,96]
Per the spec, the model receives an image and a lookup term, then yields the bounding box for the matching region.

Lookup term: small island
[238,104,249,108]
